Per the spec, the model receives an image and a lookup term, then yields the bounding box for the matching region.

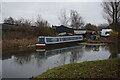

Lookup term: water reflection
[85,45,100,51]
[2,44,112,78]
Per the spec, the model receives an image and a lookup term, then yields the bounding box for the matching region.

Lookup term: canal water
[2,44,120,78]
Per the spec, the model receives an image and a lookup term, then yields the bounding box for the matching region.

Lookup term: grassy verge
[33,58,120,79]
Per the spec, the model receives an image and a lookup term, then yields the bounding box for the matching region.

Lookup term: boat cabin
[100,29,112,37]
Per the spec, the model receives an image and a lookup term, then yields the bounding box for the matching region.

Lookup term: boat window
[46,38,60,42]
[39,38,45,43]
[45,36,82,43]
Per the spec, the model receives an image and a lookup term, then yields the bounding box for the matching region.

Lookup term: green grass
[79,42,105,45]
[33,58,120,79]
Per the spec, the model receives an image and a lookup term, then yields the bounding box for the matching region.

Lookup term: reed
[2,26,54,50]
[2,38,36,50]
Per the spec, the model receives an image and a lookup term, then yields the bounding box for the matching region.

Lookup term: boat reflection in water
[2,44,111,78]
[36,45,84,63]
[36,46,83,57]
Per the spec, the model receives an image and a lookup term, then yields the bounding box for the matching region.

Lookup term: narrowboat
[36,35,84,48]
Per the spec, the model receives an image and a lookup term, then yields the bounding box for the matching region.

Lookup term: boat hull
[36,40,84,50]
[36,44,46,49]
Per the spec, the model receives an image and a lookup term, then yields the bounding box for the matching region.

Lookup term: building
[1,24,17,30]
[74,29,86,35]
[52,25,74,36]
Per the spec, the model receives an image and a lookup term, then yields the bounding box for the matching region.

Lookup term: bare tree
[35,15,49,27]
[4,17,15,25]
[58,9,69,26]
[102,0,120,24]
[70,10,84,29]
[14,17,32,27]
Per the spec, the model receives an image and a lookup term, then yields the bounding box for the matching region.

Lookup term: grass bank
[33,58,120,79]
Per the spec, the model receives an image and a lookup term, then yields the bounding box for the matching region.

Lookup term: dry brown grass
[2,38,37,50]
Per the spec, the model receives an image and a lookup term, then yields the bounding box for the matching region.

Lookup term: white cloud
[3,0,103,2]
[2,2,108,25]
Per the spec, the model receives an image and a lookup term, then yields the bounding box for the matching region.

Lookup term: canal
[1,43,120,78]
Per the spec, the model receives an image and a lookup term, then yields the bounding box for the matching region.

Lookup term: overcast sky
[2,2,108,26]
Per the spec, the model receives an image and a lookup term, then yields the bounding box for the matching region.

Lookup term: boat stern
[36,44,46,49]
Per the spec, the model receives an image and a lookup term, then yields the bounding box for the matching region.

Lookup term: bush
[110,30,118,37]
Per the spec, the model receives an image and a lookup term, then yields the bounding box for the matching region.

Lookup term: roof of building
[55,25,73,33]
